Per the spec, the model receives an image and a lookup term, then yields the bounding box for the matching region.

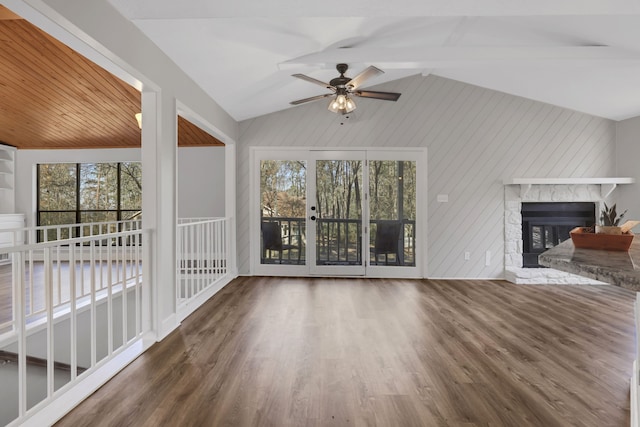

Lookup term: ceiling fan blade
[292,74,335,90]
[290,93,334,105]
[353,90,401,101]
[347,66,384,89]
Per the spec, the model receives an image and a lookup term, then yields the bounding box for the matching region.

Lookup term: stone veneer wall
[504,184,607,285]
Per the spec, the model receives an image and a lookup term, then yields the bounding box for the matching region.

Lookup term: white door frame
[250,147,427,278]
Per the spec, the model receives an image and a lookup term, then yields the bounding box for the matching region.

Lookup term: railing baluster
[107,240,113,356]
[28,249,34,316]
[90,240,97,368]
[176,224,181,303]
[190,225,195,299]
[69,243,77,381]
[122,240,128,346]
[198,223,203,294]
[45,247,54,397]
[214,221,219,279]
[56,227,62,306]
[216,222,220,278]
[13,251,27,418]
[134,232,141,337]
[99,235,104,291]
[80,235,86,297]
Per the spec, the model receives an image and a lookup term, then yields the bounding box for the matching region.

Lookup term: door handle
[310,216,316,221]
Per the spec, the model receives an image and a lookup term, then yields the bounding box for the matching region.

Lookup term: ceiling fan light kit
[291,63,401,114]
[328,93,356,114]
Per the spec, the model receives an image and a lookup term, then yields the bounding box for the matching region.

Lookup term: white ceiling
[107,0,640,122]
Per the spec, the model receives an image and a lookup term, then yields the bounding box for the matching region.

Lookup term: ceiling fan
[290,63,401,114]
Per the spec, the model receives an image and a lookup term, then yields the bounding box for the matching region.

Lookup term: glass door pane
[259,160,306,265]
[311,152,365,275]
[369,160,417,266]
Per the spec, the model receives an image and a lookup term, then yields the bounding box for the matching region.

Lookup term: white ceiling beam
[279,46,640,70]
[420,17,478,78]
[113,0,640,20]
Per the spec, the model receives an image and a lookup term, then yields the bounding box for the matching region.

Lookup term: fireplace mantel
[503,177,635,199]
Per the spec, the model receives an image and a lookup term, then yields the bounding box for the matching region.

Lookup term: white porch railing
[176,217,230,320]
[0,217,232,425]
[0,227,150,427]
[1,219,142,247]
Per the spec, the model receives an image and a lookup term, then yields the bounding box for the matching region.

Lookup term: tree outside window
[37,162,142,240]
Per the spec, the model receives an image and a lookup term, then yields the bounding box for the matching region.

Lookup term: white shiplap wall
[238,75,616,278]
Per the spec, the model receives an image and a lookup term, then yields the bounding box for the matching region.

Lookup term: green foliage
[316,160,362,220]
[259,159,417,223]
[369,160,416,221]
[38,163,77,210]
[600,203,627,226]
[260,160,306,218]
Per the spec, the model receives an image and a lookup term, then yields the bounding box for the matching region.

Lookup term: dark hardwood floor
[56,277,636,426]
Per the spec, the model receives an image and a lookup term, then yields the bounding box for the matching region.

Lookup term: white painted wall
[616,116,640,223]
[238,74,617,278]
[15,147,225,226]
[177,146,226,218]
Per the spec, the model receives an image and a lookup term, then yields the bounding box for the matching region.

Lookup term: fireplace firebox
[521,202,596,268]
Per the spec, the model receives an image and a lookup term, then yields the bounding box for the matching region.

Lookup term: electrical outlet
[464,251,470,261]
[437,194,448,203]
[485,251,491,266]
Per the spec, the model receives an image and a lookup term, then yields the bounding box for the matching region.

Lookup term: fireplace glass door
[522,202,595,268]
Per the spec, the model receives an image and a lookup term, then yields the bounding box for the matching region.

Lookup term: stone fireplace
[502,179,630,285]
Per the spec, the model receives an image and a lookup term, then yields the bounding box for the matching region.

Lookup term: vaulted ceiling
[108,0,640,122]
[0,5,223,150]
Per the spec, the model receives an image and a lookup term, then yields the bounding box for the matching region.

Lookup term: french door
[308,151,366,275]
[252,148,425,277]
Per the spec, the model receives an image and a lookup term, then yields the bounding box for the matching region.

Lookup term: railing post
[90,240,97,367]
[107,238,113,355]
[45,246,55,398]
[69,243,77,381]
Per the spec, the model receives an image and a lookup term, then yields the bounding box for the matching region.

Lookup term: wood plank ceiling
[0,6,223,149]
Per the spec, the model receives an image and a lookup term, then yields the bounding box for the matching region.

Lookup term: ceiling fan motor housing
[330,63,351,88]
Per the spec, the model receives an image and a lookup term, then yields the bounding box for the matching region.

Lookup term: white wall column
[616,116,640,221]
[141,90,178,340]
[225,143,237,276]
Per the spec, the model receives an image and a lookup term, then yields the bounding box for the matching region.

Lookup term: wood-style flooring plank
[56,277,636,426]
